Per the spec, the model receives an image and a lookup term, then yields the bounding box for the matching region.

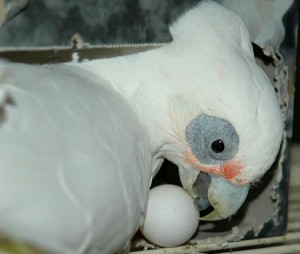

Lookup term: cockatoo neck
[77,48,173,173]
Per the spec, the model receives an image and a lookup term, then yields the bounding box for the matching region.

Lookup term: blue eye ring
[186,114,239,165]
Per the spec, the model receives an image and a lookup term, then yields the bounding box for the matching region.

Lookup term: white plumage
[0,64,152,253]
[0,1,283,253]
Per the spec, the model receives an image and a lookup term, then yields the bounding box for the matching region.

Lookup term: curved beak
[179,167,250,221]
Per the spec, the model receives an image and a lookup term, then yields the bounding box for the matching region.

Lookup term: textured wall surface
[0,0,297,49]
[0,0,200,47]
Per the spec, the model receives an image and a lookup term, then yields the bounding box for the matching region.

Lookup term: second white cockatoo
[76,1,283,219]
[0,1,283,254]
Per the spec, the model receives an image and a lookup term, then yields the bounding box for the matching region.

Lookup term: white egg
[140,184,199,247]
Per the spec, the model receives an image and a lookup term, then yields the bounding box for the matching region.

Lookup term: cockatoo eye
[211,139,225,153]
[186,114,239,165]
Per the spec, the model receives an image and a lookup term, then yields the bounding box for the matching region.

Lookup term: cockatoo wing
[0,62,152,254]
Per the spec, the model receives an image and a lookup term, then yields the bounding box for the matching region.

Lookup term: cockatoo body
[0,64,152,253]
[0,1,283,253]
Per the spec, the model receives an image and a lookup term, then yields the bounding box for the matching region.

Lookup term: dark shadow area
[252,43,274,66]
[150,159,181,188]
[292,4,300,142]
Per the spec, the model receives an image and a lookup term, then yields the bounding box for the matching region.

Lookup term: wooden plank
[131,232,300,253]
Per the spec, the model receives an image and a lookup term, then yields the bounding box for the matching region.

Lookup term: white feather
[0,63,152,253]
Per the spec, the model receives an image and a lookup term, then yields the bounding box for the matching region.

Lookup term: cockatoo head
[158,2,283,221]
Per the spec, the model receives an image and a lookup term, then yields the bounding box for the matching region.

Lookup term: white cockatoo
[0,1,283,254]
